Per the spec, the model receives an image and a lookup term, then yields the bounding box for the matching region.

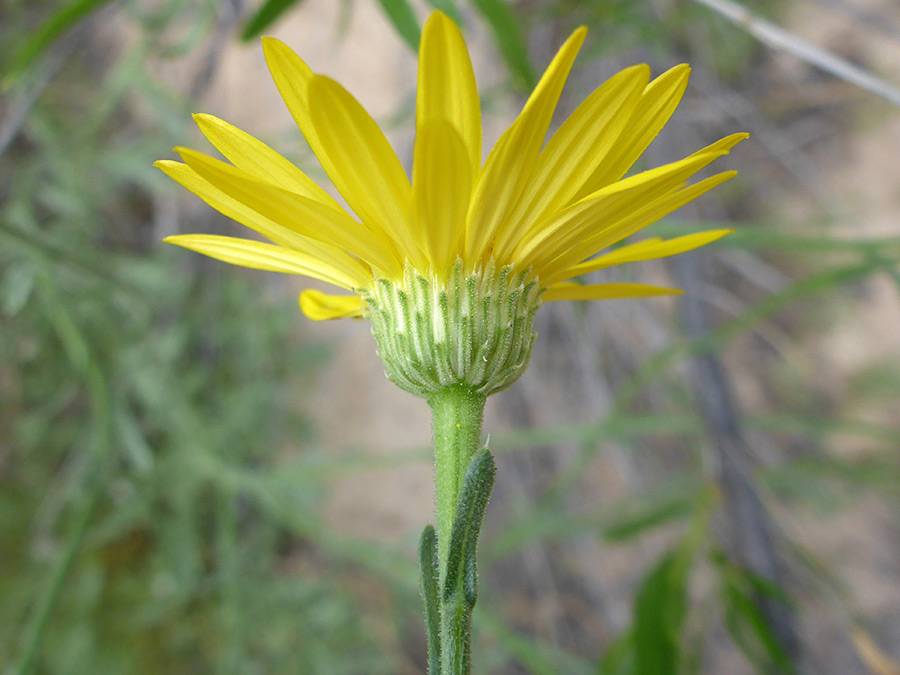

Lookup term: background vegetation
[2,0,899,673]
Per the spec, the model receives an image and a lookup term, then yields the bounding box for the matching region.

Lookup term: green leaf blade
[418,524,442,674]
[4,0,115,87]
[470,0,535,89]
[376,0,421,51]
[633,552,691,675]
[442,448,496,605]
[425,0,464,26]
[241,0,307,42]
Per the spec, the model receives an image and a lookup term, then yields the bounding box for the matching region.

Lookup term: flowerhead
[159,11,746,398]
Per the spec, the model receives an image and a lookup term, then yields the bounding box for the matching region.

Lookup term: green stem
[428,384,487,675]
[428,385,486,581]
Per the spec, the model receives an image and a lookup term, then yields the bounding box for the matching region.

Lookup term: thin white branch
[693,0,900,108]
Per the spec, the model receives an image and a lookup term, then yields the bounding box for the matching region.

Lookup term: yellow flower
[158,11,746,397]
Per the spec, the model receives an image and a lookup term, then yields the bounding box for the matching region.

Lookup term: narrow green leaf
[646,220,900,257]
[741,569,793,608]
[241,0,307,41]
[376,0,421,51]
[487,476,705,561]
[739,228,900,255]
[718,562,796,674]
[850,362,900,400]
[615,259,884,409]
[442,448,495,605]
[425,0,464,26]
[597,630,633,675]
[3,0,114,88]
[470,0,535,89]
[749,413,900,446]
[114,405,155,474]
[763,455,900,503]
[1,261,35,316]
[418,524,442,675]
[633,552,690,675]
[479,610,596,675]
[601,491,695,542]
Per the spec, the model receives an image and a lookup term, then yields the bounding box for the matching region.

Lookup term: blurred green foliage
[3,0,900,673]
[0,1,407,672]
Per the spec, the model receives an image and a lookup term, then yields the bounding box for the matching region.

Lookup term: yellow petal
[264,39,416,260]
[465,26,587,263]
[542,282,683,302]
[577,131,747,205]
[299,290,364,320]
[575,64,692,198]
[492,64,649,260]
[177,147,401,277]
[559,229,732,280]
[261,37,322,158]
[164,234,358,289]
[263,39,409,256]
[540,171,738,284]
[417,11,481,176]
[411,120,473,273]
[192,113,339,209]
[515,134,746,267]
[307,75,423,269]
[156,160,371,288]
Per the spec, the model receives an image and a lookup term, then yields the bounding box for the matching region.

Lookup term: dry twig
[693,0,900,108]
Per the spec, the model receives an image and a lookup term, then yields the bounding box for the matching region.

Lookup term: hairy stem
[429,385,486,578]
[428,385,487,675]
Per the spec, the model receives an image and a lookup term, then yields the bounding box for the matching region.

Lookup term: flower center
[361,260,542,398]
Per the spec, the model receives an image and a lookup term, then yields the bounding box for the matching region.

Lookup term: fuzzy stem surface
[428,384,487,675]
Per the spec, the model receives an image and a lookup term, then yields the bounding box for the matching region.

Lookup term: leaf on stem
[442,448,496,607]
[418,524,442,674]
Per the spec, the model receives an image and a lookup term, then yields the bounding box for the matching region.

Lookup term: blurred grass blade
[708,261,883,348]
[425,0,464,26]
[1,261,36,316]
[478,610,596,675]
[471,0,535,89]
[722,583,793,673]
[486,476,704,560]
[3,0,113,88]
[633,552,690,675]
[114,405,155,474]
[649,220,900,257]
[597,631,634,675]
[616,260,884,409]
[241,0,307,41]
[602,489,697,543]
[11,493,100,675]
[376,0,421,51]
[716,555,796,674]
